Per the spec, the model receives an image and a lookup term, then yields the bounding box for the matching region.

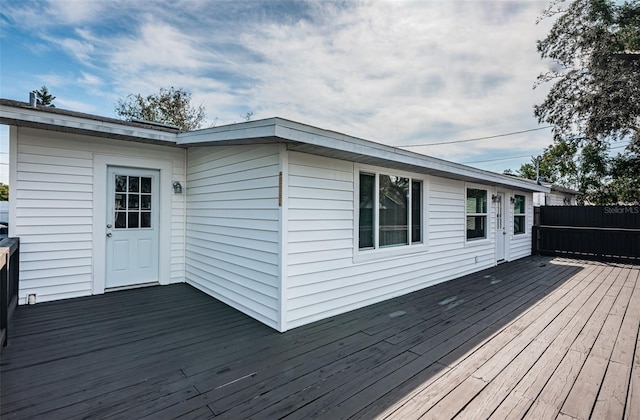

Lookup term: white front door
[105,167,160,288]
[495,192,506,262]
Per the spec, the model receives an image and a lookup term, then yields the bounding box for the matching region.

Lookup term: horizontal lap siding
[548,192,567,206]
[285,152,497,330]
[185,145,281,329]
[13,128,186,303]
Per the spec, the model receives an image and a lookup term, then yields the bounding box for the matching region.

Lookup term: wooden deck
[1,256,639,419]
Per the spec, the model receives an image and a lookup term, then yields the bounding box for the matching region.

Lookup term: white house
[533,184,580,206]
[0,99,549,332]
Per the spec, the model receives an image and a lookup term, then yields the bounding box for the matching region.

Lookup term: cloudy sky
[0,0,559,182]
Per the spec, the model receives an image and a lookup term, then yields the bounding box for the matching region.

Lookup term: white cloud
[51,37,95,64]
[229,1,552,147]
[54,98,98,114]
[45,0,107,24]
[77,71,103,87]
[108,20,211,75]
[2,0,559,170]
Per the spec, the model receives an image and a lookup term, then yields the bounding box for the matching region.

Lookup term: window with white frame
[358,172,422,250]
[514,194,526,234]
[466,188,487,240]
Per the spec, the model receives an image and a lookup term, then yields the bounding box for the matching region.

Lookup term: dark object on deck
[0,237,20,349]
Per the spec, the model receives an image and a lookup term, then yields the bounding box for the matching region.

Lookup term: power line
[460,142,632,165]
[462,154,532,164]
[398,126,553,147]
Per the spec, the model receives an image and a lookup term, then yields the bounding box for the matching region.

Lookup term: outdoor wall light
[173,181,183,194]
[491,194,500,203]
[510,196,516,204]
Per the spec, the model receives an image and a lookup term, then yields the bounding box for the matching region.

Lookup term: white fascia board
[178,117,550,193]
[0,105,179,144]
[176,118,280,144]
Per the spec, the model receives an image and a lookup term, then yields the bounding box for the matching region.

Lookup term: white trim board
[93,154,174,294]
[1,101,549,195]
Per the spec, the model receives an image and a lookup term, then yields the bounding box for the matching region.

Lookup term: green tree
[115,87,206,131]
[0,183,8,201]
[535,0,640,148]
[609,144,640,204]
[515,138,640,204]
[529,0,640,204]
[577,142,616,204]
[35,85,56,107]
[517,138,579,186]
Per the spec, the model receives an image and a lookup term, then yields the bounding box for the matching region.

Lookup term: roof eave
[0,103,179,145]
[178,118,551,193]
[1,101,550,193]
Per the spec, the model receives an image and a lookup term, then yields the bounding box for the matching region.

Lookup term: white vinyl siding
[285,152,497,330]
[185,144,281,329]
[534,191,577,206]
[11,127,186,304]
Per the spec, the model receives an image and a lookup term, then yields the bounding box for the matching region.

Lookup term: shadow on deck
[2,256,639,419]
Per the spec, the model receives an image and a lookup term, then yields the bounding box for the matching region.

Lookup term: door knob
[106,224,112,228]
[106,233,112,237]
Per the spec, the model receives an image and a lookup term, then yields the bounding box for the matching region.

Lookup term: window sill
[353,242,429,264]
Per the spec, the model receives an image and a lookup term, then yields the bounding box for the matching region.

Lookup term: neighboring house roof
[503,173,580,195]
[547,184,581,195]
[0,98,549,193]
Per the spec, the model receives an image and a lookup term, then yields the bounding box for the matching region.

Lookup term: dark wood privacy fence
[535,205,640,228]
[532,206,640,263]
[1,237,20,349]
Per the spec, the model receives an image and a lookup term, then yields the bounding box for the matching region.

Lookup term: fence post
[1,238,20,349]
[1,250,7,347]
[10,238,19,318]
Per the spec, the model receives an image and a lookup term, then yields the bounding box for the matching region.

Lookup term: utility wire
[462,154,533,164]
[398,126,553,147]
[460,142,631,165]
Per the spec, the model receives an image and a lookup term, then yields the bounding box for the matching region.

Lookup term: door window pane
[141,177,152,193]
[128,194,139,210]
[115,194,125,210]
[141,212,151,228]
[128,176,139,192]
[141,195,151,210]
[128,212,139,229]
[115,212,126,228]
[115,176,127,192]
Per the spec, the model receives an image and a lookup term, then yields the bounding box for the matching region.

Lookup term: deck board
[1,256,639,419]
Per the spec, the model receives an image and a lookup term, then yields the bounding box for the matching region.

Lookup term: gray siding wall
[185,144,281,329]
[284,152,533,330]
[11,127,186,303]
